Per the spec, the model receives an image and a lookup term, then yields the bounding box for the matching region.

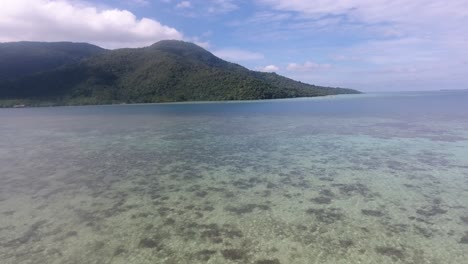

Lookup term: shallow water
[1,91,468,264]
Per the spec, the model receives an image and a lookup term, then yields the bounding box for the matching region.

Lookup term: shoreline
[0,93,363,109]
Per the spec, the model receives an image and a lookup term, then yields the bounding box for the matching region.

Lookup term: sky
[1,0,468,91]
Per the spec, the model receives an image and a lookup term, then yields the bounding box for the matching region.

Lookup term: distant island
[0,40,360,107]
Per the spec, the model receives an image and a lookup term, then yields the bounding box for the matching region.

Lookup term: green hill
[0,40,360,107]
[0,41,106,82]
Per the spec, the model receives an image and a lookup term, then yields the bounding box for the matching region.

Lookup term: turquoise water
[0,91,467,264]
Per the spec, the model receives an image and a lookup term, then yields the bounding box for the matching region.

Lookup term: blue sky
[1,0,468,91]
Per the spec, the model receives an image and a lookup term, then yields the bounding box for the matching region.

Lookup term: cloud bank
[257,65,279,72]
[255,0,468,90]
[287,61,331,72]
[0,0,183,49]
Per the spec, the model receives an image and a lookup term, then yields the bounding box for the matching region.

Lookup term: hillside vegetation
[0,40,359,107]
[0,41,106,82]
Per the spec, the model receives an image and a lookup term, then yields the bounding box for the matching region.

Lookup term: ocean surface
[1,91,468,264]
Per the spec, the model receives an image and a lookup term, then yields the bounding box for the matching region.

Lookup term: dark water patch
[306,208,344,224]
[225,204,270,215]
[195,191,208,198]
[101,193,129,218]
[384,223,409,236]
[131,212,151,219]
[51,230,78,243]
[184,204,195,210]
[206,186,226,192]
[213,224,241,242]
[157,207,174,217]
[461,216,468,224]
[223,225,244,239]
[386,160,406,171]
[332,183,374,198]
[460,232,468,244]
[319,188,335,197]
[182,223,243,244]
[403,183,420,190]
[202,205,215,211]
[266,182,278,189]
[200,224,223,244]
[416,205,447,217]
[375,246,406,261]
[311,196,332,204]
[224,191,236,198]
[195,249,217,261]
[46,248,63,257]
[113,246,128,256]
[339,240,354,248]
[417,151,452,167]
[150,193,162,200]
[280,176,311,189]
[186,184,202,193]
[41,185,74,199]
[255,259,281,264]
[138,238,162,249]
[361,209,384,217]
[232,178,264,189]
[295,224,308,231]
[319,177,334,182]
[182,171,203,180]
[408,216,433,225]
[414,225,433,238]
[2,220,47,248]
[221,248,248,261]
[433,198,442,205]
[194,211,204,218]
[2,210,15,216]
[42,226,63,238]
[164,218,176,225]
[0,225,15,232]
[74,208,103,228]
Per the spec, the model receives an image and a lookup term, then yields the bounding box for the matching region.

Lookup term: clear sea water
[1,91,468,264]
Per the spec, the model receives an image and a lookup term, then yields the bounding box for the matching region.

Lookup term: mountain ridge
[0,41,106,82]
[0,40,360,107]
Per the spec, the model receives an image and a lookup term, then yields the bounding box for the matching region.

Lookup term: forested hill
[0,41,106,82]
[0,40,360,107]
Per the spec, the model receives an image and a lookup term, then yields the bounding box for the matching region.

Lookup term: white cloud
[207,0,238,14]
[176,1,192,9]
[193,41,210,49]
[255,0,468,91]
[212,48,264,62]
[186,36,211,49]
[258,0,468,25]
[257,65,279,72]
[255,0,468,44]
[175,0,238,16]
[287,61,331,72]
[129,0,150,6]
[331,55,360,62]
[0,0,183,49]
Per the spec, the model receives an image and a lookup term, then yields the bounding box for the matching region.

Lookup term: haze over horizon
[1,0,467,92]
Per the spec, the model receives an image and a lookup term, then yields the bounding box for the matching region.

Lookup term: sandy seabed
[1,98,468,264]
